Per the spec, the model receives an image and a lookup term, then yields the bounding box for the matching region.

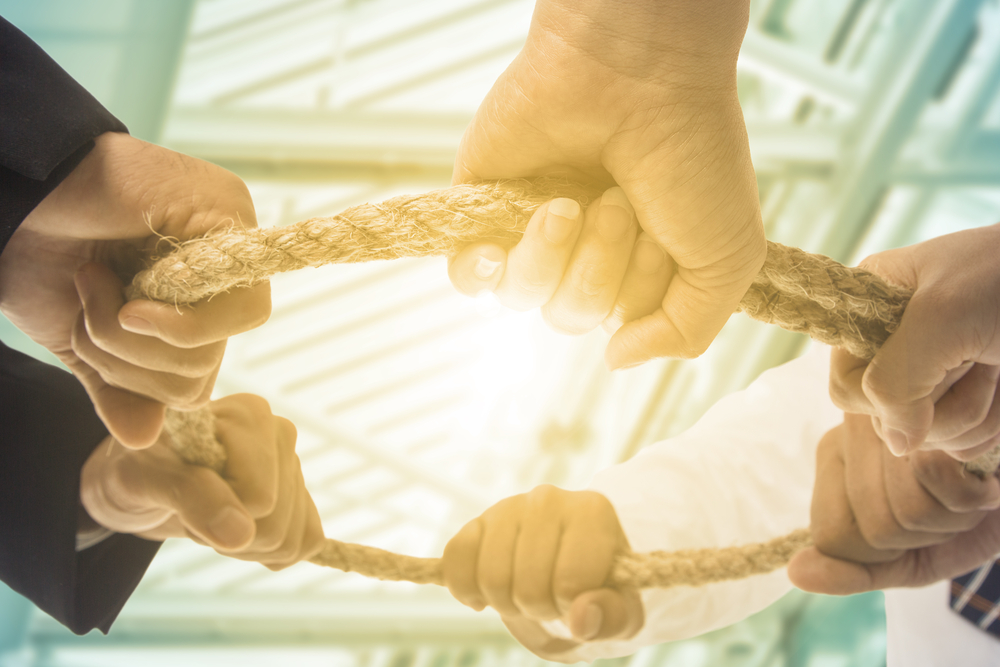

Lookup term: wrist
[528,0,749,83]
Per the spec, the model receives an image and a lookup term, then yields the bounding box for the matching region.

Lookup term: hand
[442,485,643,660]
[449,188,675,335]
[0,132,271,449]
[787,413,1000,595]
[80,394,324,570]
[828,223,1000,458]
[449,0,764,365]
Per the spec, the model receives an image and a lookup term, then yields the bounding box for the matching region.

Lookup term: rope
[137,178,997,590]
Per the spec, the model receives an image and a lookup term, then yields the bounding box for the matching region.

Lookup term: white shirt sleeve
[572,344,842,661]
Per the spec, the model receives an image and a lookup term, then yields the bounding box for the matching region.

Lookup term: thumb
[151,463,257,551]
[566,588,644,641]
[786,547,874,595]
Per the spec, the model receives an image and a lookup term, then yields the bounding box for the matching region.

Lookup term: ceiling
[4,0,1000,665]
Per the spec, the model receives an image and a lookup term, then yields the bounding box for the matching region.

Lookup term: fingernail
[596,188,634,241]
[473,257,501,281]
[544,198,581,244]
[578,604,603,640]
[884,428,911,456]
[634,237,666,274]
[208,506,254,548]
[121,316,158,336]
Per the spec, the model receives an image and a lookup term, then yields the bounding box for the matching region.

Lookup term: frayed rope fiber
[142,178,998,589]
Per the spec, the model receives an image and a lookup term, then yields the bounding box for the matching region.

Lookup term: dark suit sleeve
[0,17,156,635]
[0,343,161,634]
[0,15,128,252]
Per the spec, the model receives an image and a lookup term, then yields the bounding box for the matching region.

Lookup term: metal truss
[11,0,1000,665]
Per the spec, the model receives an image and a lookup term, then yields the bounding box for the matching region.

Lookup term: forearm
[576,346,841,659]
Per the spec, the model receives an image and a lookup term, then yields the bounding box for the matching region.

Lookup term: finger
[212,395,282,518]
[881,447,985,535]
[251,470,309,570]
[552,493,623,614]
[945,435,1000,463]
[235,442,299,560]
[604,235,762,366]
[541,188,637,334]
[810,425,901,563]
[120,282,271,348]
[861,290,974,454]
[787,547,876,595]
[136,514,192,542]
[73,313,215,408]
[448,243,507,296]
[907,449,1000,513]
[75,262,225,376]
[828,347,873,414]
[566,588,644,641]
[927,364,1000,451]
[299,483,326,561]
[791,510,1000,595]
[80,435,174,531]
[69,359,166,448]
[493,198,585,311]
[512,486,564,621]
[443,519,487,611]
[603,233,674,334]
[140,459,256,550]
[477,497,524,616]
[842,414,948,551]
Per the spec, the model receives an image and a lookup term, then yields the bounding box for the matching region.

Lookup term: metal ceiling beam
[214,375,494,512]
[27,593,510,647]
[164,106,847,172]
[164,106,470,168]
[739,28,865,108]
[818,0,986,262]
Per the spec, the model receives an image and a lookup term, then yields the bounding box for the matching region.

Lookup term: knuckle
[861,367,900,405]
[578,490,613,515]
[952,397,992,432]
[173,345,223,378]
[857,517,898,550]
[892,504,932,532]
[828,375,853,410]
[85,318,119,352]
[910,453,948,486]
[526,484,560,507]
[573,262,613,299]
[510,263,558,296]
[552,573,585,603]
[278,417,298,445]
[169,377,211,407]
[939,486,988,513]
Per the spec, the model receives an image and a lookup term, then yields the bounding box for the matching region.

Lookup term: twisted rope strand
[138,178,996,590]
